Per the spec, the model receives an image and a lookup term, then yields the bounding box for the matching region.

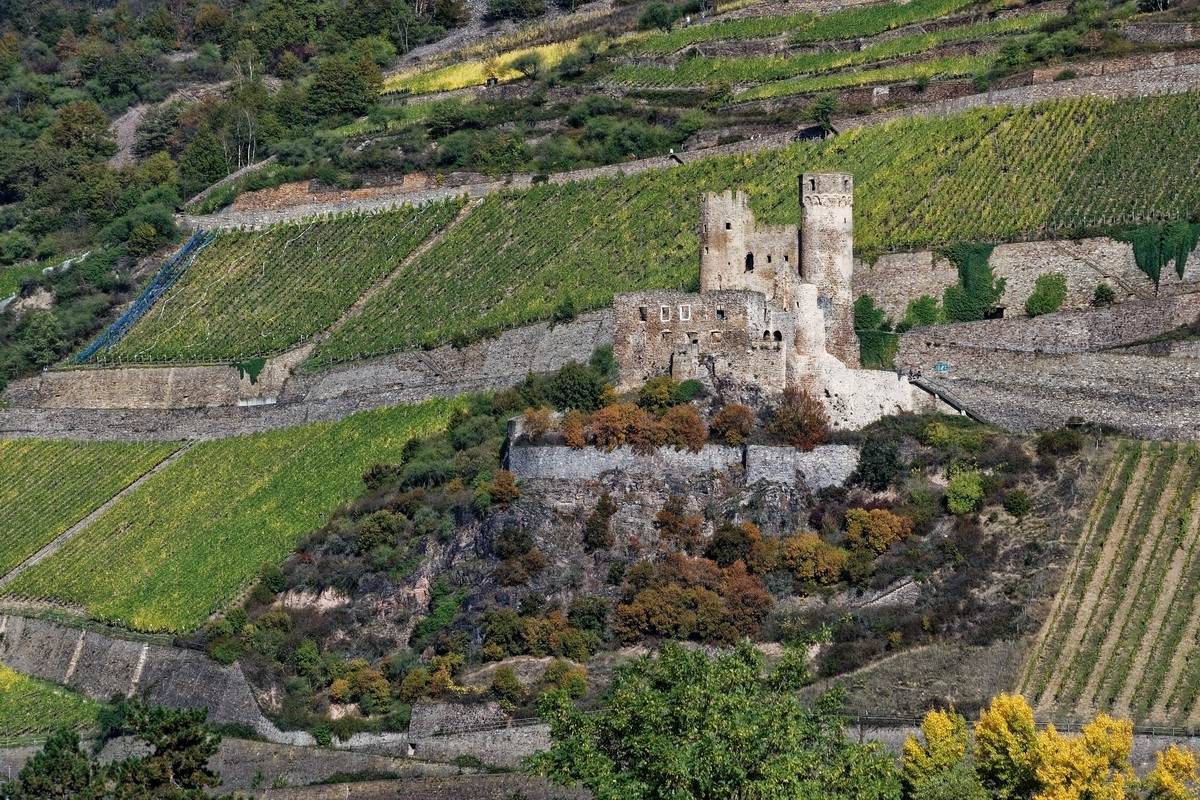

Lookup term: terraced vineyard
[1019,440,1200,724]
[0,665,101,737]
[611,15,1053,89]
[99,200,464,364]
[4,400,457,632]
[308,93,1200,365]
[0,440,182,577]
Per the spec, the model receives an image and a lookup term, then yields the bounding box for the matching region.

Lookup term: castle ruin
[613,173,924,429]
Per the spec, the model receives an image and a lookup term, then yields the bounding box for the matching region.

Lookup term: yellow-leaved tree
[1141,744,1200,800]
[1032,714,1132,800]
[975,694,1040,800]
[902,707,988,800]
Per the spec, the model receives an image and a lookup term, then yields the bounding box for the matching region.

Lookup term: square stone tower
[800,172,858,368]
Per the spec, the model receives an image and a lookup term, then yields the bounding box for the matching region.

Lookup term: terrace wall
[853,237,1200,322]
[895,295,1200,438]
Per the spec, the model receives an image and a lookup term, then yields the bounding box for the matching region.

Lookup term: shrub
[561,409,588,448]
[945,470,984,515]
[638,375,682,414]
[711,403,754,445]
[638,0,681,32]
[704,521,761,568]
[522,406,553,440]
[655,495,702,554]
[1037,426,1084,457]
[853,438,901,491]
[1092,282,1116,307]
[1004,489,1031,518]
[486,469,521,508]
[583,492,617,552]
[399,667,430,701]
[511,53,543,80]
[547,362,605,412]
[662,405,706,452]
[844,508,913,554]
[1024,273,1067,317]
[491,666,524,703]
[544,659,588,698]
[782,533,847,586]
[922,420,985,453]
[771,387,830,451]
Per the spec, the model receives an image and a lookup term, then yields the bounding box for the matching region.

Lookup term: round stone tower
[800,172,858,368]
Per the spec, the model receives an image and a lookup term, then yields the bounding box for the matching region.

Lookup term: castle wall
[613,289,788,391]
[700,190,801,305]
[506,442,859,491]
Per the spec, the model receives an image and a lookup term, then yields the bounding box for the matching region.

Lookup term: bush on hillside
[1024,273,1067,317]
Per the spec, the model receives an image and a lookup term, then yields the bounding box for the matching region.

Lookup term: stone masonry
[614,174,922,429]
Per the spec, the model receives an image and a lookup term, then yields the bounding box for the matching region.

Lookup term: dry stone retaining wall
[0,615,295,740]
[1123,23,1200,44]
[898,294,1200,360]
[839,61,1200,130]
[0,312,612,440]
[896,296,1200,438]
[854,237,1200,322]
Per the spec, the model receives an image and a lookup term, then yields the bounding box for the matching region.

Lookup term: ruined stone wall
[699,190,800,304]
[612,290,787,391]
[854,237,1200,321]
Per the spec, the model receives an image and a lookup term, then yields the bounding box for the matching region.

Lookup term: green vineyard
[4,400,457,633]
[0,440,182,577]
[630,0,978,55]
[102,200,464,364]
[1019,441,1200,725]
[0,665,101,738]
[611,15,1053,88]
[305,93,1200,366]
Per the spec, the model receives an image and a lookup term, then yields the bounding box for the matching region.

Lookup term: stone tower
[800,172,858,368]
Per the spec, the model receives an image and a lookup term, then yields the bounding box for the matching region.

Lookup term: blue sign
[934,363,949,373]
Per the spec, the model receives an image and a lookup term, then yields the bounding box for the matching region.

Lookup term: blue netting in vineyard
[76,230,216,363]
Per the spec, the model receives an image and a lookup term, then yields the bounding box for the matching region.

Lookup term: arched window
[763,330,771,341]
[773,331,782,342]
[745,252,754,272]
